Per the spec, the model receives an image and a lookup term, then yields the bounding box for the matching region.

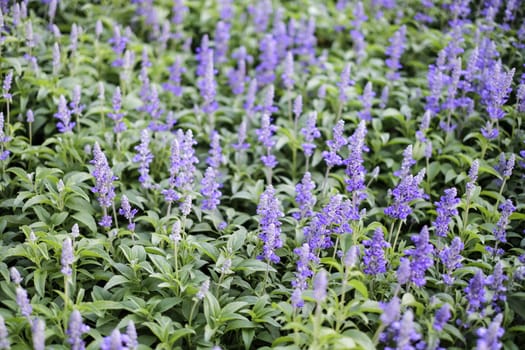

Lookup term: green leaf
[104,275,129,290]
[72,211,97,233]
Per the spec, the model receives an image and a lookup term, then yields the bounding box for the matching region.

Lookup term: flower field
[0,0,525,349]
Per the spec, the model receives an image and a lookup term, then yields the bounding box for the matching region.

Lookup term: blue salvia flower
[232,119,250,151]
[108,87,126,133]
[433,304,451,331]
[344,245,360,269]
[61,237,74,276]
[312,269,328,302]
[31,318,45,350]
[95,19,103,39]
[228,47,251,95]
[69,23,79,53]
[439,236,464,285]
[322,120,347,168]
[256,87,278,168]
[396,310,424,349]
[161,138,181,204]
[362,227,390,275]
[300,111,321,158]
[170,221,182,244]
[207,130,222,168]
[54,95,75,133]
[487,261,507,312]
[404,226,434,287]
[219,0,234,21]
[385,25,407,80]
[171,0,188,29]
[397,257,411,285]
[344,120,368,195]
[127,321,138,350]
[385,145,426,220]
[180,194,193,217]
[244,78,258,116]
[108,25,129,67]
[248,0,272,33]
[175,129,198,193]
[196,279,210,300]
[257,185,284,264]
[10,267,22,285]
[199,50,218,114]
[133,129,154,188]
[67,310,89,350]
[162,57,185,97]
[282,51,294,90]
[201,167,222,211]
[433,188,460,237]
[502,153,515,178]
[292,243,318,294]
[293,95,302,120]
[256,34,278,85]
[291,288,303,309]
[214,21,230,64]
[100,328,131,350]
[70,85,85,116]
[0,112,11,161]
[2,70,12,100]
[380,296,400,327]
[71,223,80,239]
[379,85,389,109]
[517,83,525,112]
[465,269,487,315]
[0,315,10,349]
[16,286,32,320]
[90,142,117,228]
[337,64,354,104]
[294,18,317,67]
[476,313,504,350]
[466,159,479,198]
[293,172,316,220]
[416,110,432,142]
[493,199,515,244]
[195,35,210,77]
[119,195,138,231]
[357,82,375,121]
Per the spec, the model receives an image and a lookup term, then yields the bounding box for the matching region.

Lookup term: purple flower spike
[293,172,316,220]
[90,142,117,228]
[433,304,451,332]
[357,82,375,121]
[2,70,12,100]
[363,227,390,275]
[323,120,347,168]
[0,315,10,349]
[433,188,460,237]
[476,313,504,350]
[61,237,74,276]
[67,310,89,350]
[465,269,486,315]
[338,64,354,104]
[54,95,75,133]
[313,270,328,302]
[257,185,284,264]
[133,129,154,188]
[108,87,126,133]
[439,236,464,285]
[282,51,294,90]
[404,226,434,287]
[385,25,407,80]
[300,112,321,158]
[31,318,45,350]
[344,120,368,195]
[119,195,138,231]
[201,167,222,211]
[199,50,218,114]
[493,199,515,244]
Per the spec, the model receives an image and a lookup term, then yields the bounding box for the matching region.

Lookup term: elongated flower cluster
[67,310,89,350]
[476,313,504,350]
[433,304,451,331]
[90,143,117,228]
[337,64,354,104]
[0,112,11,161]
[466,159,479,198]
[385,25,407,80]
[256,34,278,85]
[162,57,185,97]
[198,50,218,114]
[300,111,320,158]
[100,328,132,350]
[0,315,10,349]
[363,228,390,275]
[54,95,75,133]
[108,87,126,133]
[256,86,278,168]
[108,25,129,67]
[61,237,74,276]
[323,120,347,168]
[493,199,515,244]
[345,120,368,196]
[201,167,221,210]
[257,185,283,263]
[385,145,426,220]
[32,318,45,350]
[293,172,316,220]
[433,188,460,237]
[439,236,464,285]
[133,129,154,188]
[404,226,434,287]
[465,269,486,315]
[487,261,507,312]
[228,46,251,95]
[119,195,138,231]
[291,243,318,308]
[357,82,375,121]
